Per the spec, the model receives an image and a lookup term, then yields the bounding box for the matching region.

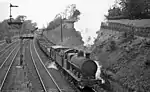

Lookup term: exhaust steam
[94,60,105,84]
[46,61,58,70]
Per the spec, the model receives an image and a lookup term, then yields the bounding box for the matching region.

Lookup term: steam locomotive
[37,38,110,90]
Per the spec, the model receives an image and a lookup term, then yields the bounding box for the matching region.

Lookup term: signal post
[8,3,35,67]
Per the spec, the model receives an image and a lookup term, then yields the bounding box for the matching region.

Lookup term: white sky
[0,0,115,45]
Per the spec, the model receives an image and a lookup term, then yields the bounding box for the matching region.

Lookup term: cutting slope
[92,21,150,92]
[43,26,84,47]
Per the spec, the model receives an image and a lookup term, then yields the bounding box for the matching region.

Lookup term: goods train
[37,38,111,90]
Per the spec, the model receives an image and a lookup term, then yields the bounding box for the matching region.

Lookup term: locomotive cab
[63,49,79,69]
[50,45,70,66]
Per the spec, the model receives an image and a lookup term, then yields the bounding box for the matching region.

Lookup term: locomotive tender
[37,38,106,90]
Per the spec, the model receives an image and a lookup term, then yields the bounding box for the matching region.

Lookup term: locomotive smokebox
[70,56,98,77]
[82,60,98,77]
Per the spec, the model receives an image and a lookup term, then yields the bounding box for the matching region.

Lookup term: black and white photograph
[0,0,150,92]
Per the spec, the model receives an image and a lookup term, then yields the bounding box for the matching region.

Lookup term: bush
[105,40,116,52]
[110,40,116,51]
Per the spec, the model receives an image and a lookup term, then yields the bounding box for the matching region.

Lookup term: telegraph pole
[8,3,23,67]
[55,14,63,42]
[60,16,63,42]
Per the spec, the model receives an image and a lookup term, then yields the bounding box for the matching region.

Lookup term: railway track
[24,40,44,92]
[0,43,7,52]
[0,44,19,68]
[0,41,19,55]
[0,43,18,59]
[34,38,76,92]
[30,40,65,92]
[0,43,20,91]
[0,39,30,92]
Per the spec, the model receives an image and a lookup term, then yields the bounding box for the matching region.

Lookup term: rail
[0,44,17,59]
[0,44,19,69]
[33,40,63,92]
[30,41,47,92]
[0,40,18,54]
[0,46,19,91]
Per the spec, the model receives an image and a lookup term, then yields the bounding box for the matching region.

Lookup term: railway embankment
[91,20,150,92]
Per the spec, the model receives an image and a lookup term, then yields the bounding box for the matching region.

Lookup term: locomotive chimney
[85,53,90,58]
[78,50,84,57]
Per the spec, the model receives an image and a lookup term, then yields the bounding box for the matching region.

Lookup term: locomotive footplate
[79,79,102,88]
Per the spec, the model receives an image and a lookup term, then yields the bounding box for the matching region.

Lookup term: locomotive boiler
[70,54,98,78]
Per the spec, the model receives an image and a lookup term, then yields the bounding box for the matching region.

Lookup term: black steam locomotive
[37,38,110,90]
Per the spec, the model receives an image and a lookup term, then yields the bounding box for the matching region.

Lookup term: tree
[119,0,145,19]
[72,9,81,20]
[11,15,37,34]
[0,18,15,39]
[15,15,27,22]
[107,0,124,18]
[127,0,145,18]
[47,14,64,30]
[46,4,81,30]
[106,0,147,19]
[67,4,81,20]
[108,7,122,17]
[24,20,37,32]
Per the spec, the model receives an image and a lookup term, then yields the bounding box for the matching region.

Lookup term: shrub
[105,40,116,52]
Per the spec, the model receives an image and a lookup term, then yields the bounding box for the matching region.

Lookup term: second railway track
[0,41,19,55]
[0,44,20,91]
[0,40,29,92]
[30,40,64,92]
[24,39,45,92]
[0,42,19,65]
